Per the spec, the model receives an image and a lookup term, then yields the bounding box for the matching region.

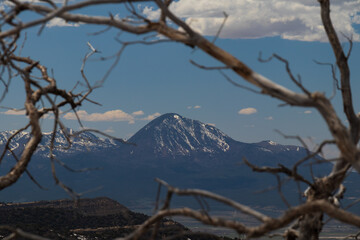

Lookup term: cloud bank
[187,105,201,109]
[2,108,161,124]
[63,110,160,124]
[141,112,161,121]
[46,18,80,28]
[1,109,26,115]
[132,110,145,116]
[238,107,257,115]
[142,0,360,42]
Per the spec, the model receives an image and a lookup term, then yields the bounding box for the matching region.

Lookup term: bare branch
[189,59,230,70]
[319,0,360,143]
[212,11,228,44]
[313,60,341,98]
[0,124,30,163]
[7,148,48,190]
[243,157,314,187]
[155,178,271,223]
[259,52,311,96]
[53,156,101,173]
[219,70,262,94]
[120,199,360,240]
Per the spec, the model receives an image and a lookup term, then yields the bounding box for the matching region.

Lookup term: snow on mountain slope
[127,113,234,158]
[255,140,304,153]
[0,129,117,157]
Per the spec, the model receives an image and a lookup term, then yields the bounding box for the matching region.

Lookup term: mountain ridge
[0,128,117,158]
[0,113,333,209]
[0,113,303,160]
[114,113,311,169]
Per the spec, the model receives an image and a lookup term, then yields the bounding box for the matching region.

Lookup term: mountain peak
[143,113,185,129]
[128,113,233,158]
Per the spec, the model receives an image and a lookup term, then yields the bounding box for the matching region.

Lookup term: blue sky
[1,0,360,155]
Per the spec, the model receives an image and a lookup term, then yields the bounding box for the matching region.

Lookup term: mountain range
[0,113,307,164]
[0,113,354,212]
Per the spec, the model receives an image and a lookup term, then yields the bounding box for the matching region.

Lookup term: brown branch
[259,53,311,96]
[319,0,360,143]
[189,59,230,70]
[0,1,158,40]
[2,0,316,109]
[344,230,360,240]
[0,124,30,164]
[243,157,314,187]
[7,147,48,190]
[120,199,360,240]
[155,178,271,223]
[313,60,340,99]
[0,74,42,190]
[50,156,80,201]
[212,11,228,44]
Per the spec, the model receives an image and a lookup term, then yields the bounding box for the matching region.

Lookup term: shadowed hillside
[0,197,234,240]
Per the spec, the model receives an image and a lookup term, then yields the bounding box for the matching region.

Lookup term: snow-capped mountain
[0,130,30,153]
[0,128,117,157]
[114,113,312,169]
[128,113,233,157]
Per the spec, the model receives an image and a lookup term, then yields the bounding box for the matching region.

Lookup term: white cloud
[0,2,78,27]
[63,109,162,123]
[142,112,161,121]
[46,18,80,28]
[238,107,257,115]
[304,110,312,114]
[1,109,26,115]
[132,110,145,116]
[143,6,160,20]
[63,110,135,124]
[187,105,201,109]
[142,0,360,42]
[265,116,273,120]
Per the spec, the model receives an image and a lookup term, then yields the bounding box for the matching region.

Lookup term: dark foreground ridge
[0,197,234,240]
